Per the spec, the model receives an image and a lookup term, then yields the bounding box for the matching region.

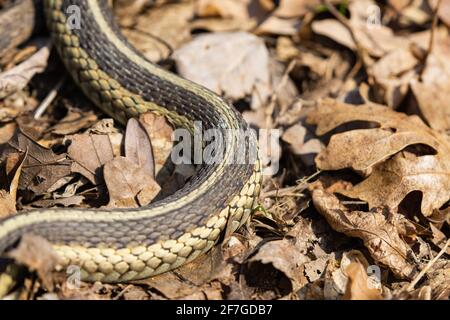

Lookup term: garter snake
[0,0,261,283]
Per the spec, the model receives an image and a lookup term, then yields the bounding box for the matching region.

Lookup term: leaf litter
[0,0,448,300]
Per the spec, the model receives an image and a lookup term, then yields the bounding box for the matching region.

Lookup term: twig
[407,238,449,291]
[263,170,321,198]
[419,0,442,79]
[321,0,371,68]
[33,75,65,119]
[113,284,133,300]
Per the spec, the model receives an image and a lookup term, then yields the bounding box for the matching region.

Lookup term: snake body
[0,0,261,282]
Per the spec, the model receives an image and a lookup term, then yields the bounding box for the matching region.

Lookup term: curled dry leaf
[343,261,384,300]
[325,250,384,300]
[307,99,450,216]
[309,181,416,279]
[8,234,60,291]
[245,219,316,292]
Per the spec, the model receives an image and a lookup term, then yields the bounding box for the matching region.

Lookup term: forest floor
[0,0,448,300]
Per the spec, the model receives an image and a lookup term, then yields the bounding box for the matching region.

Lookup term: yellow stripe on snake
[0,0,261,283]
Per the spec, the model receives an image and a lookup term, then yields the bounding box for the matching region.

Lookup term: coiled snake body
[0,0,261,282]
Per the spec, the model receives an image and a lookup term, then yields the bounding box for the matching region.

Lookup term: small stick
[419,0,442,79]
[407,238,449,291]
[321,0,371,67]
[33,75,66,119]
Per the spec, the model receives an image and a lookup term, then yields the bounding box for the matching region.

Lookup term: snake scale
[0,0,261,283]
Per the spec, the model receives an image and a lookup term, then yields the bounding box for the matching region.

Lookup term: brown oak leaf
[310,181,417,279]
[307,99,450,216]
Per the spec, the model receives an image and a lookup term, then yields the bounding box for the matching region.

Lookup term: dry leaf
[282,123,324,166]
[123,2,194,62]
[122,286,150,300]
[418,260,450,299]
[193,0,267,32]
[195,0,250,19]
[274,0,319,18]
[310,181,416,279]
[341,151,450,217]
[389,0,412,11]
[0,190,16,218]
[436,0,450,26]
[312,1,409,58]
[31,195,85,208]
[137,272,199,299]
[8,234,60,291]
[325,250,384,300]
[303,256,329,282]
[103,157,161,208]
[311,19,356,50]
[411,49,450,132]
[246,219,315,292]
[0,40,51,99]
[307,99,450,216]
[348,0,409,58]
[343,261,384,300]
[1,129,72,195]
[0,151,26,218]
[67,133,115,184]
[138,112,173,175]
[269,59,299,111]
[429,223,450,255]
[125,118,155,178]
[0,122,17,144]
[255,16,301,36]
[307,99,446,171]
[49,109,98,135]
[369,48,418,108]
[173,31,271,109]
